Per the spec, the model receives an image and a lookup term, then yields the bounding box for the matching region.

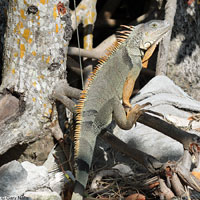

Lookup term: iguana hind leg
[113,98,150,130]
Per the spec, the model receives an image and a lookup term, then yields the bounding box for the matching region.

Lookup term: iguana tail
[71,123,98,200]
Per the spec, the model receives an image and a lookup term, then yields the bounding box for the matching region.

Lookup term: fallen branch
[99,130,163,174]
[137,113,200,150]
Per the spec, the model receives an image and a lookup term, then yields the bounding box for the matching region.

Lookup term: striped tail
[71,125,98,200]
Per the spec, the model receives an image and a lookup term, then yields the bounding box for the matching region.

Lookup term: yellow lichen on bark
[32,51,36,56]
[12,68,16,74]
[84,35,93,49]
[53,5,57,19]
[20,9,26,20]
[23,0,28,5]
[38,75,44,79]
[33,81,37,87]
[40,0,46,5]
[20,44,25,58]
[32,97,36,102]
[14,22,23,33]
[36,13,40,20]
[28,38,32,44]
[84,11,96,25]
[14,52,18,57]
[78,4,87,10]
[22,29,30,42]
[46,56,50,63]
[76,16,80,24]
[55,24,59,33]
[43,104,47,108]
[19,21,23,28]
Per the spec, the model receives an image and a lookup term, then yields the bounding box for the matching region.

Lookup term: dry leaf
[125,193,146,200]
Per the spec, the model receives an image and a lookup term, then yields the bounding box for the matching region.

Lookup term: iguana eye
[151,23,158,28]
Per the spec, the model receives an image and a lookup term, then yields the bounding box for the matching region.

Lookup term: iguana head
[124,20,170,57]
[139,20,170,50]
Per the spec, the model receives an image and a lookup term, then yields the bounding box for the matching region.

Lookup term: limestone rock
[0,160,27,196]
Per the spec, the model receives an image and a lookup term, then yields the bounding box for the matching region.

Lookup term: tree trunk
[0,0,8,83]
[0,0,72,156]
[166,1,200,101]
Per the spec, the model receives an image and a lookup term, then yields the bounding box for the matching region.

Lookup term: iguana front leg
[113,97,149,130]
[122,71,136,109]
[122,44,157,108]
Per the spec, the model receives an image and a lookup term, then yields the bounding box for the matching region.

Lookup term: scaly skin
[71,20,170,200]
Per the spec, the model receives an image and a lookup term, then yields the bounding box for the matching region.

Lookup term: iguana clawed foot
[125,102,164,122]
[126,102,151,120]
[125,102,151,112]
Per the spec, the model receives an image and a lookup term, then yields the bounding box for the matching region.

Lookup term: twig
[159,178,175,200]
[68,34,116,59]
[91,169,119,191]
[177,163,200,192]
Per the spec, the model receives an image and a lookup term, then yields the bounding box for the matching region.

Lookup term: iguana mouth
[154,30,169,45]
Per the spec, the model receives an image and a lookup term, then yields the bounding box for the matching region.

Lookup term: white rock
[0,160,27,196]
[24,191,62,200]
[21,161,49,190]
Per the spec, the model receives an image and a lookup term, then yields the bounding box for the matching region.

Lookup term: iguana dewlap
[71,20,170,200]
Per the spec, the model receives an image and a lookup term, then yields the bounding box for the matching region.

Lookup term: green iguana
[71,20,170,200]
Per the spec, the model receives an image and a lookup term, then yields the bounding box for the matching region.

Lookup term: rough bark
[0,0,72,155]
[156,0,177,75]
[166,0,200,100]
[0,0,8,83]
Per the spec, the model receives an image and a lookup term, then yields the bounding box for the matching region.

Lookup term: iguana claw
[126,102,152,116]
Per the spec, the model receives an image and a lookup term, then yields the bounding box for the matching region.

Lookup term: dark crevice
[0,144,28,167]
